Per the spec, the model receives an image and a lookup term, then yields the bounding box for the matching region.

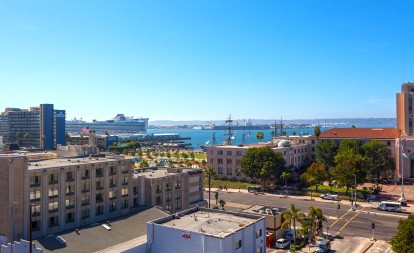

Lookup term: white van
[376,201,401,212]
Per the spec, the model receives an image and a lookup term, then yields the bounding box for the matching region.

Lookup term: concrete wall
[1,240,42,253]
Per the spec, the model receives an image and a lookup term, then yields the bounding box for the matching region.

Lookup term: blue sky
[0,1,413,121]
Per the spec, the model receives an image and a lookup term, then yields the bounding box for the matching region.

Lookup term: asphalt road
[205,191,408,241]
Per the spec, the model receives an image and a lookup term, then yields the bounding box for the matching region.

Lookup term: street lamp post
[354,174,357,205]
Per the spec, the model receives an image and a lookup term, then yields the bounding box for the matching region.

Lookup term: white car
[320,193,339,200]
[275,238,291,249]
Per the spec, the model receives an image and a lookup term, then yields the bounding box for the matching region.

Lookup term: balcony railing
[49,180,58,185]
[30,198,41,203]
[66,205,75,210]
[30,183,40,187]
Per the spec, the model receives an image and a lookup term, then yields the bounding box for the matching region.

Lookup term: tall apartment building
[206,136,314,182]
[0,104,65,149]
[397,83,414,136]
[0,146,204,243]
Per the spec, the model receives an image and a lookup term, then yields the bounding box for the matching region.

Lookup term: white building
[144,207,266,253]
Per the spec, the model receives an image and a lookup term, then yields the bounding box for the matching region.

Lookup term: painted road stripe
[329,208,353,228]
[337,207,366,234]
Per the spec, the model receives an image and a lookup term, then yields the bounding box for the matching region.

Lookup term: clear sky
[0,1,413,122]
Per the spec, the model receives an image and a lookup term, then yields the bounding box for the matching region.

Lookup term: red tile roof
[319,128,401,139]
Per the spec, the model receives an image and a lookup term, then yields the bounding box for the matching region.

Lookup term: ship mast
[223,114,234,145]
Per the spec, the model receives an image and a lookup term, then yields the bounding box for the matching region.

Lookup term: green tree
[308,206,327,236]
[219,199,226,210]
[256,131,264,142]
[280,171,291,196]
[316,140,338,169]
[301,162,329,191]
[331,144,365,194]
[390,214,414,253]
[240,147,286,190]
[140,160,149,168]
[23,133,30,146]
[313,126,321,141]
[362,140,393,181]
[282,204,305,246]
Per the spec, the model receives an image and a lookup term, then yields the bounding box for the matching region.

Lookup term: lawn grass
[308,185,373,195]
[204,178,258,190]
[194,153,207,160]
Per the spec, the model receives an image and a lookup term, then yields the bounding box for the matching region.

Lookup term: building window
[218,167,223,175]
[66,172,74,182]
[96,168,103,177]
[110,178,116,188]
[122,176,129,185]
[235,240,242,249]
[48,188,59,199]
[49,216,59,227]
[110,166,116,175]
[236,151,242,156]
[30,176,41,187]
[66,212,75,223]
[218,159,223,164]
[96,206,104,216]
[81,208,90,219]
[156,196,162,205]
[122,188,128,197]
[133,197,139,207]
[81,169,89,179]
[227,151,232,156]
[82,182,90,192]
[109,190,117,200]
[218,150,223,155]
[175,181,181,189]
[49,202,59,213]
[31,205,41,217]
[49,173,58,184]
[133,186,138,195]
[30,190,41,202]
[96,193,103,203]
[121,166,129,174]
[256,229,262,238]
[32,220,41,231]
[156,185,162,194]
[66,185,75,195]
[387,141,391,146]
[122,199,129,209]
[65,198,75,209]
[227,159,232,165]
[96,180,103,190]
[109,202,116,212]
[81,196,90,206]
[227,167,232,175]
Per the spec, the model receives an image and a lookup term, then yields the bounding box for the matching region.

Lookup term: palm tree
[280,171,291,196]
[282,204,305,246]
[24,133,30,146]
[204,166,217,208]
[308,206,327,236]
[256,131,264,142]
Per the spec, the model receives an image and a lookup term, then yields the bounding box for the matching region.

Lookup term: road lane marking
[329,208,353,228]
[337,207,365,234]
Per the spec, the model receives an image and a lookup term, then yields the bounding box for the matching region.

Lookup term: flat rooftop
[134,167,202,179]
[34,207,167,253]
[157,208,262,238]
[28,155,127,171]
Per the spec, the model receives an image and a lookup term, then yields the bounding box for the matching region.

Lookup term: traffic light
[372,223,375,229]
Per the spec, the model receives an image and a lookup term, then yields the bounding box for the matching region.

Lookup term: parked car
[315,240,331,253]
[275,238,291,249]
[320,193,339,201]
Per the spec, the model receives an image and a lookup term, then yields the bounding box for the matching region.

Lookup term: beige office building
[206,136,314,181]
[0,146,204,243]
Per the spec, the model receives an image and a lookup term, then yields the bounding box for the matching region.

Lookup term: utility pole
[30,203,33,253]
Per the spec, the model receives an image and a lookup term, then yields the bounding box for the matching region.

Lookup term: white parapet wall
[1,240,42,253]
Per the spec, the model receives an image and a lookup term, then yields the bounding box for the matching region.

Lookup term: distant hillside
[149,118,396,128]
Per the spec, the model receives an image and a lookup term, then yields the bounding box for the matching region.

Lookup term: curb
[359,240,374,253]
